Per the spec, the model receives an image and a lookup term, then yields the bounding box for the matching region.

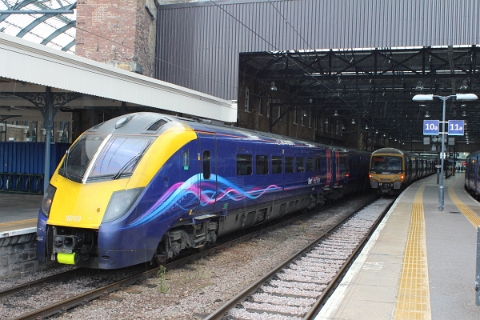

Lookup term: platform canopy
[0,0,76,53]
[0,32,237,123]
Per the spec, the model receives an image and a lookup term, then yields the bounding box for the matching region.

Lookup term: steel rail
[7,193,377,319]
[303,202,391,319]
[204,197,387,320]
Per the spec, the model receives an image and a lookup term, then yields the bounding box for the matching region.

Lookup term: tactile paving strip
[393,183,431,320]
[448,179,480,228]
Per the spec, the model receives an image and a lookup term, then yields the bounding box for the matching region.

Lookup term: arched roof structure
[0,0,76,53]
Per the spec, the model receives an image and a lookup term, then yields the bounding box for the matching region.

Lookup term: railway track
[205,198,393,320]
[0,193,379,319]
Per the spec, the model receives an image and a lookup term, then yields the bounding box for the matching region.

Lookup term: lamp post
[412,93,478,211]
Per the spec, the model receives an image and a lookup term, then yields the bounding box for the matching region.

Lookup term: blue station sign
[447,120,465,136]
[423,120,439,135]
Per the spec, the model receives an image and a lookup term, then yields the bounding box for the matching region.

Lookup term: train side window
[306,157,314,172]
[272,156,283,174]
[237,154,252,175]
[339,157,347,171]
[203,151,210,179]
[182,150,189,170]
[296,157,305,172]
[315,157,321,171]
[285,157,294,173]
[256,155,269,175]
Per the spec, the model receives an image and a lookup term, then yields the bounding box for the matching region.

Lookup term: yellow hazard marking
[57,252,76,265]
[0,218,37,228]
[448,176,480,228]
[393,182,431,320]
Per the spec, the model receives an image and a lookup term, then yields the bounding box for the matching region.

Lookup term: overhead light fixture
[270,81,277,91]
[325,118,328,124]
[351,118,356,125]
[415,80,424,91]
[334,110,338,116]
[459,79,469,91]
[462,110,467,117]
[365,124,369,130]
[425,111,430,118]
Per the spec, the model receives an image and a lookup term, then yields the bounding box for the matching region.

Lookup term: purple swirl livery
[128,174,282,228]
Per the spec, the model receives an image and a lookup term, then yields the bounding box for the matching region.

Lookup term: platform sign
[423,120,439,135]
[448,120,465,136]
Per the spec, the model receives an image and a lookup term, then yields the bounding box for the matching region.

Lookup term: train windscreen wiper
[112,141,152,180]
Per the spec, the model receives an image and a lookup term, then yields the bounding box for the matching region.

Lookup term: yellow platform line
[393,182,431,320]
[0,218,37,227]
[448,177,480,228]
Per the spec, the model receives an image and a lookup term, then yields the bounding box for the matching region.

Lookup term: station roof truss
[240,46,480,145]
[0,0,76,53]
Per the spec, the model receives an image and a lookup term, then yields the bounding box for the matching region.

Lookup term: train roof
[372,148,405,155]
[85,112,335,151]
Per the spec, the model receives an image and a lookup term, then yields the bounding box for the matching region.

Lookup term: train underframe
[41,190,338,268]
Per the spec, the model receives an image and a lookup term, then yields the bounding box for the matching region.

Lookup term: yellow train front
[36,113,199,269]
[368,148,408,195]
[369,148,436,195]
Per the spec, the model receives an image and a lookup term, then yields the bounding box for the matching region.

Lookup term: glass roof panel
[0,0,76,53]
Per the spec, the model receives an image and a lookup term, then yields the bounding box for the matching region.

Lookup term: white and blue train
[37,112,371,269]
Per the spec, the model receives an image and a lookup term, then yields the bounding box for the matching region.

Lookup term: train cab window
[237,154,252,175]
[296,157,305,172]
[306,158,314,172]
[203,151,211,179]
[272,156,283,174]
[285,157,294,173]
[256,155,269,175]
[371,156,402,172]
[315,157,321,171]
[59,134,154,182]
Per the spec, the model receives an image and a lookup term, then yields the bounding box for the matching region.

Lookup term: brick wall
[0,231,37,277]
[76,0,157,77]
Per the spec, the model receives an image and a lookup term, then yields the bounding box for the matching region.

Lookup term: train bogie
[37,112,372,269]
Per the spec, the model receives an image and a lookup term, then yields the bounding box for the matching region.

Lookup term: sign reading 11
[448,120,464,136]
[423,119,464,136]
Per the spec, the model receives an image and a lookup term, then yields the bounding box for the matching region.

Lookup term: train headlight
[103,188,144,222]
[41,184,57,217]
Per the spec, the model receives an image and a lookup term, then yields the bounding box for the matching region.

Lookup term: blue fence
[0,142,70,194]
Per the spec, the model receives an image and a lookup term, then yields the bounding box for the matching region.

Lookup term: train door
[325,149,332,188]
[471,154,480,194]
[407,158,413,183]
[195,133,217,215]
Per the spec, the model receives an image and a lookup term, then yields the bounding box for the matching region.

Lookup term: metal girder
[0,0,75,14]
[240,46,480,145]
[40,20,75,45]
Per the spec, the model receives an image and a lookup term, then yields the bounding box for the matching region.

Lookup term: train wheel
[151,239,169,266]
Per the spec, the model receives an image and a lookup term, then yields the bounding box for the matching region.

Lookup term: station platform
[0,193,41,236]
[317,172,480,320]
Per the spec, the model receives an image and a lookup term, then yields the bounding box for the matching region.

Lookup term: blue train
[37,112,371,269]
[465,150,480,198]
